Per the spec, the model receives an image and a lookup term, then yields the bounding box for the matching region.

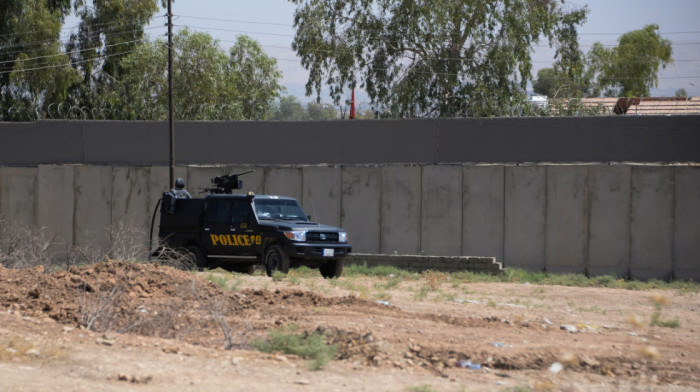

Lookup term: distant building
[580,96,700,116]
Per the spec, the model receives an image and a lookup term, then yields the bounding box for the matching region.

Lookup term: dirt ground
[0,261,698,392]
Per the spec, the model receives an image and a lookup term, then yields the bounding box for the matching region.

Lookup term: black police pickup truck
[152,174,351,278]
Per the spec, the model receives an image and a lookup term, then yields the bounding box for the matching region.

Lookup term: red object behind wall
[349,88,355,119]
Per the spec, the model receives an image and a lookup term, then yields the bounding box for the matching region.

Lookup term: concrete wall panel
[341,167,381,253]
[74,166,112,252]
[37,165,74,260]
[302,166,341,227]
[421,165,462,256]
[0,167,36,228]
[588,165,631,277]
[504,166,546,270]
[630,166,674,280]
[380,165,421,255]
[462,166,504,260]
[111,167,150,235]
[674,167,700,281]
[545,166,587,274]
[264,167,302,201]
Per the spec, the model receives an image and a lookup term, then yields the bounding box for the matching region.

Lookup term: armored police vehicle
[151,173,351,278]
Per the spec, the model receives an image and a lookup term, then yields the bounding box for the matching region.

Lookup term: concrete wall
[2,116,699,165]
[0,163,698,281]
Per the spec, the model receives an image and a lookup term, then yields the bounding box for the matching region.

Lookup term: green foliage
[0,0,78,115]
[251,325,337,371]
[116,30,284,120]
[650,314,680,328]
[228,35,285,120]
[66,0,161,107]
[675,88,688,98]
[588,24,672,97]
[343,262,413,279]
[272,95,338,120]
[405,385,437,392]
[289,0,588,117]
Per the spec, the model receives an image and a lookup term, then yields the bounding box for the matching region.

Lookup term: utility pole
[167,0,175,189]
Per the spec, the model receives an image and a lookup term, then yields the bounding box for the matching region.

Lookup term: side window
[205,200,232,223]
[231,201,252,223]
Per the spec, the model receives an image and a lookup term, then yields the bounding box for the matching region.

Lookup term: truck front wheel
[320,259,344,279]
[264,245,290,277]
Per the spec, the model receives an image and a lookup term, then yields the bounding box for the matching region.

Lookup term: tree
[116,30,283,120]
[66,0,164,108]
[227,35,285,120]
[306,102,338,120]
[588,24,672,97]
[675,88,687,98]
[289,0,587,117]
[272,95,306,120]
[0,0,78,118]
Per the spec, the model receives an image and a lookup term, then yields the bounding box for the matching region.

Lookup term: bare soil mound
[1,262,698,391]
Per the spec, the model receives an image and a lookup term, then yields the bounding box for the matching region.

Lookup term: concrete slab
[588,165,631,277]
[0,167,36,228]
[673,167,700,281]
[302,166,341,227]
[421,165,462,256]
[74,166,112,253]
[545,166,587,274]
[504,165,546,271]
[37,165,74,261]
[462,165,504,261]
[264,167,302,201]
[380,165,421,255]
[630,166,674,280]
[111,167,150,249]
[341,166,381,254]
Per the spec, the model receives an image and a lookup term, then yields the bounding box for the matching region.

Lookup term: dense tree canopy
[289,0,588,117]
[0,0,78,114]
[66,0,163,106]
[116,30,284,120]
[588,24,672,97]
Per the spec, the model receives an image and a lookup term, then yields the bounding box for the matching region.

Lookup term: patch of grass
[271,270,286,282]
[251,325,337,371]
[329,277,369,297]
[650,316,680,328]
[207,272,230,290]
[413,285,430,300]
[287,274,302,286]
[405,385,437,392]
[344,263,414,279]
[372,289,392,301]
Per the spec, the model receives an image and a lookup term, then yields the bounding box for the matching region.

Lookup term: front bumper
[282,242,352,260]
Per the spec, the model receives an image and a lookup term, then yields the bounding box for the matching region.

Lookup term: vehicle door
[229,200,261,256]
[202,198,235,256]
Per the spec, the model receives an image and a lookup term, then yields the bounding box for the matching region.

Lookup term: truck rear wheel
[187,246,207,270]
[264,245,290,277]
[320,259,343,279]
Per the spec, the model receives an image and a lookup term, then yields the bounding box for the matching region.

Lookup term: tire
[319,258,344,279]
[187,246,207,270]
[264,244,290,277]
[232,263,256,275]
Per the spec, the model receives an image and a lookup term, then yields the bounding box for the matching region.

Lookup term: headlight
[284,230,306,241]
[338,232,347,243]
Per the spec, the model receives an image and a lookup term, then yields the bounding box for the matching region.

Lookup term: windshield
[254,199,308,221]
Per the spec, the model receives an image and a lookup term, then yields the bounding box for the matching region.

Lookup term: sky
[86,0,700,103]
